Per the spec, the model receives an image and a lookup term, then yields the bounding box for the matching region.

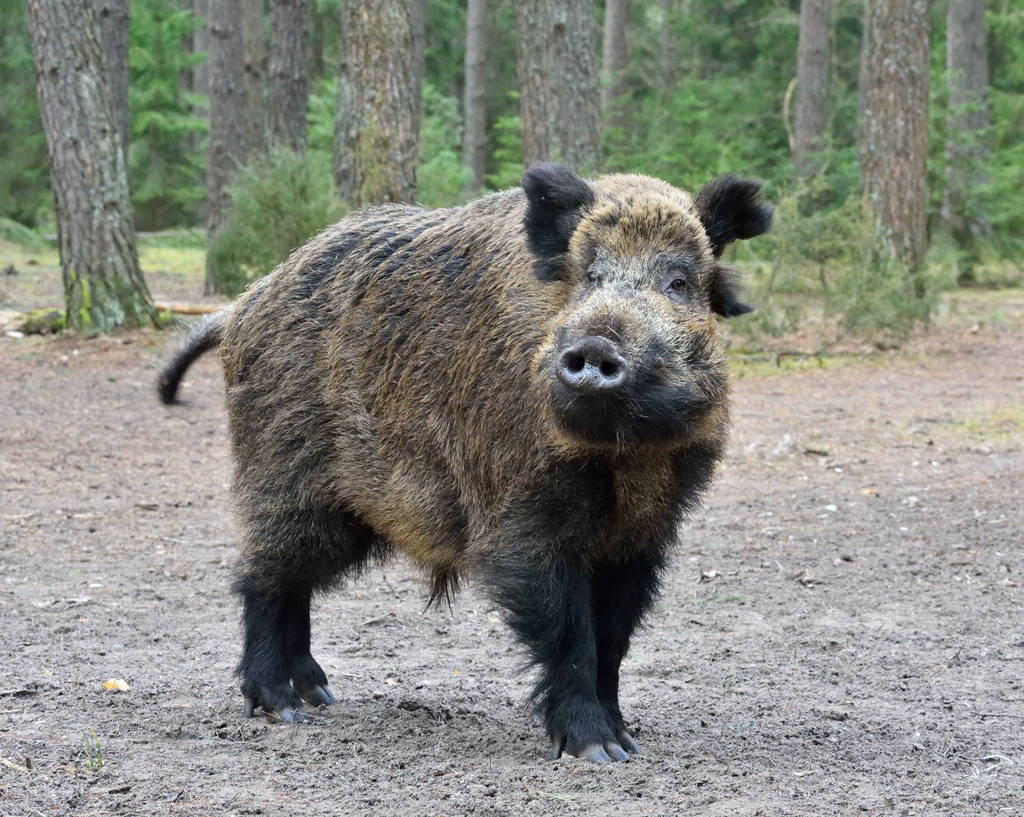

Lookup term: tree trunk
[269,0,310,153]
[859,0,930,276]
[601,0,630,130]
[941,0,990,251]
[27,0,158,332]
[205,0,249,292]
[190,0,209,157]
[308,5,325,80]
[515,0,602,172]
[333,0,419,206]
[462,0,487,190]
[241,0,267,157]
[93,0,131,167]
[408,0,426,132]
[658,0,679,93]
[793,0,830,176]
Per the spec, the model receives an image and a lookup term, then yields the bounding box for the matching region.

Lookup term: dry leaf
[102,678,130,692]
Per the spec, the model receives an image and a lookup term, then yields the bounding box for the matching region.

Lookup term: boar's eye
[662,268,693,304]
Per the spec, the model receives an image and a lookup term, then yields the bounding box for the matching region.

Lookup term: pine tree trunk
[205,0,249,293]
[27,0,157,333]
[269,0,310,153]
[93,0,131,167]
[333,0,419,206]
[515,0,602,172]
[658,0,679,93]
[601,0,630,130]
[941,0,990,252]
[793,0,830,176]
[190,0,209,157]
[241,0,267,157]
[462,0,487,190]
[308,6,325,80]
[408,0,426,133]
[859,0,930,276]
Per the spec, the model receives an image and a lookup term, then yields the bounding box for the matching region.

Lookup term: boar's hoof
[243,687,315,723]
[272,707,318,724]
[616,729,641,755]
[295,682,336,707]
[549,734,634,763]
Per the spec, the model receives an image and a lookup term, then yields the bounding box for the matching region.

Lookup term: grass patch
[951,407,1024,442]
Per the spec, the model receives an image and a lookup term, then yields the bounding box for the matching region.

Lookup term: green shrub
[418,83,472,208]
[734,186,949,351]
[205,149,344,296]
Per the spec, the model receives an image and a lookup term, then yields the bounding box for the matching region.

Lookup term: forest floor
[1,244,1023,816]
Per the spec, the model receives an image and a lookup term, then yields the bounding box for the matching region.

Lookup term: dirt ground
[1,261,1022,815]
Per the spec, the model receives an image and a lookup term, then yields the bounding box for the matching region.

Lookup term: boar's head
[524,163,772,450]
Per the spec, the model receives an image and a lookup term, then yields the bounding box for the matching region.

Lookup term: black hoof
[295,683,336,707]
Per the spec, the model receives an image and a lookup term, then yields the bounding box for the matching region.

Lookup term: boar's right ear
[522,163,595,281]
[693,174,773,258]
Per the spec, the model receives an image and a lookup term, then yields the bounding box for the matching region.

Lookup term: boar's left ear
[522,163,595,281]
[694,174,773,258]
[707,265,754,318]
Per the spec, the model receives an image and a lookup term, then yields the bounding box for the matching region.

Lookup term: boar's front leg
[482,550,632,763]
[591,547,667,755]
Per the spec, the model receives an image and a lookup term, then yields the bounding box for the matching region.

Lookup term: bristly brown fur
[158,164,772,758]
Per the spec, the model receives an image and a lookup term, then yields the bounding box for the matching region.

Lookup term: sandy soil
[1,284,1022,815]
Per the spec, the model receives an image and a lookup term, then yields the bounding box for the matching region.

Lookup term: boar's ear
[694,174,773,258]
[707,265,754,318]
[522,163,595,281]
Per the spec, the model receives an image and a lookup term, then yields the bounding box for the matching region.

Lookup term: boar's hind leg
[233,508,381,723]
[591,548,667,755]
[482,552,632,763]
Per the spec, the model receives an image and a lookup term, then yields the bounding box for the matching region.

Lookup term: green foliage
[735,185,945,351]
[0,0,51,227]
[985,3,1024,256]
[485,106,524,191]
[129,0,206,230]
[418,84,473,207]
[206,149,343,296]
[308,77,339,155]
[0,217,46,250]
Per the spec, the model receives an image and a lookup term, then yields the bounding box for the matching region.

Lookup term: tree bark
[859,0,930,275]
[308,5,325,80]
[190,0,209,157]
[241,0,267,157]
[515,0,602,172]
[27,0,158,332]
[793,0,830,176]
[333,0,420,206]
[93,0,131,167]
[941,0,990,249]
[658,0,679,93]
[601,0,630,130]
[269,0,310,153]
[408,0,426,132]
[462,0,488,190]
[205,0,249,292]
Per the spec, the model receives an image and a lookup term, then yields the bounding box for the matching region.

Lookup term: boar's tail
[156,308,228,405]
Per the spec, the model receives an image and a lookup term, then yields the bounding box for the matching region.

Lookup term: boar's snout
[556,336,628,394]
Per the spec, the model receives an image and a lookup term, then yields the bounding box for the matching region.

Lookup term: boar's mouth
[549,370,716,447]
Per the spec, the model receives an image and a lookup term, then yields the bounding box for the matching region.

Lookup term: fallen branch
[154,302,222,316]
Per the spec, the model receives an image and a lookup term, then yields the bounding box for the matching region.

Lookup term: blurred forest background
[2,0,1022,348]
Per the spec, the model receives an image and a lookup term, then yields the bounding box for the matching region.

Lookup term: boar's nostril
[557,337,628,394]
[566,354,586,375]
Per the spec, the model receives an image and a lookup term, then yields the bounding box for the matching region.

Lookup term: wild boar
[158,163,772,762]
